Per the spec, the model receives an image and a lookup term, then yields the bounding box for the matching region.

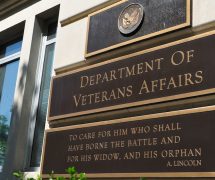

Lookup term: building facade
[0,0,215,179]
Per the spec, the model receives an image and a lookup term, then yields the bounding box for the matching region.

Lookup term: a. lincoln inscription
[49,31,215,121]
[42,106,215,178]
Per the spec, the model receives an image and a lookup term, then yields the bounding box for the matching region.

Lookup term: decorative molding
[49,30,215,121]
[0,0,37,17]
[60,0,123,27]
[85,0,191,57]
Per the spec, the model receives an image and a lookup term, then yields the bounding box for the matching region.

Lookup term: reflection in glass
[0,60,19,171]
[0,39,22,58]
[30,22,57,167]
[5,40,22,57]
[30,44,55,167]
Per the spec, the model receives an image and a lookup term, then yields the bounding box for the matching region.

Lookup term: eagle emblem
[118,3,144,34]
[122,9,140,29]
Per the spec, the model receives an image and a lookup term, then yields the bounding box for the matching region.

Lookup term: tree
[0,115,9,166]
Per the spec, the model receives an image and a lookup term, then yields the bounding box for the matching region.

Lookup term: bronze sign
[118,3,144,34]
[42,106,215,178]
[49,31,215,121]
[86,0,190,57]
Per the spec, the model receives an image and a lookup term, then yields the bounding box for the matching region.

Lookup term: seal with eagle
[118,3,144,34]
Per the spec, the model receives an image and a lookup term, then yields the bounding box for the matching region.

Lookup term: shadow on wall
[1,60,41,179]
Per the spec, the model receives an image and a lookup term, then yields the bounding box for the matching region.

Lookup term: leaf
[36,175,42,180]
[13,172,21,178]
[13,171,25,179]
[66,166,77,175]
[79,173,87,180]
[13,166,87,180]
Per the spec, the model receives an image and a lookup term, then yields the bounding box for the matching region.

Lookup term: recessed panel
[42,107,215,178]
[86,0,190,57]
[49,31,215,121]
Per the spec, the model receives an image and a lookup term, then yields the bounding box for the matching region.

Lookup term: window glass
[0,39,22,58]
[31,43,55,167]
[0,60,19,171]
[0,38,22,171]
[5,40,22,57]
[30,22,56,166]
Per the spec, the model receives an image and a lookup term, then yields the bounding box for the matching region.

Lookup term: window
[0,39,22,171]
[30,22,57,167]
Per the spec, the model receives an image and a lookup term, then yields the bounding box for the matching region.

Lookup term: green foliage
[66,167,86,180]
[66,167,76,175]
[0,115,9,166]
[13,171,42,180]
[13,166,87,180]
[13,171,25,179]
[140,178,147,180]
[56,177,66,180]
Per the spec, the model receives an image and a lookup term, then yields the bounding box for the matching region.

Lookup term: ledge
[0,0,38,17]
[60,0,122,27]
